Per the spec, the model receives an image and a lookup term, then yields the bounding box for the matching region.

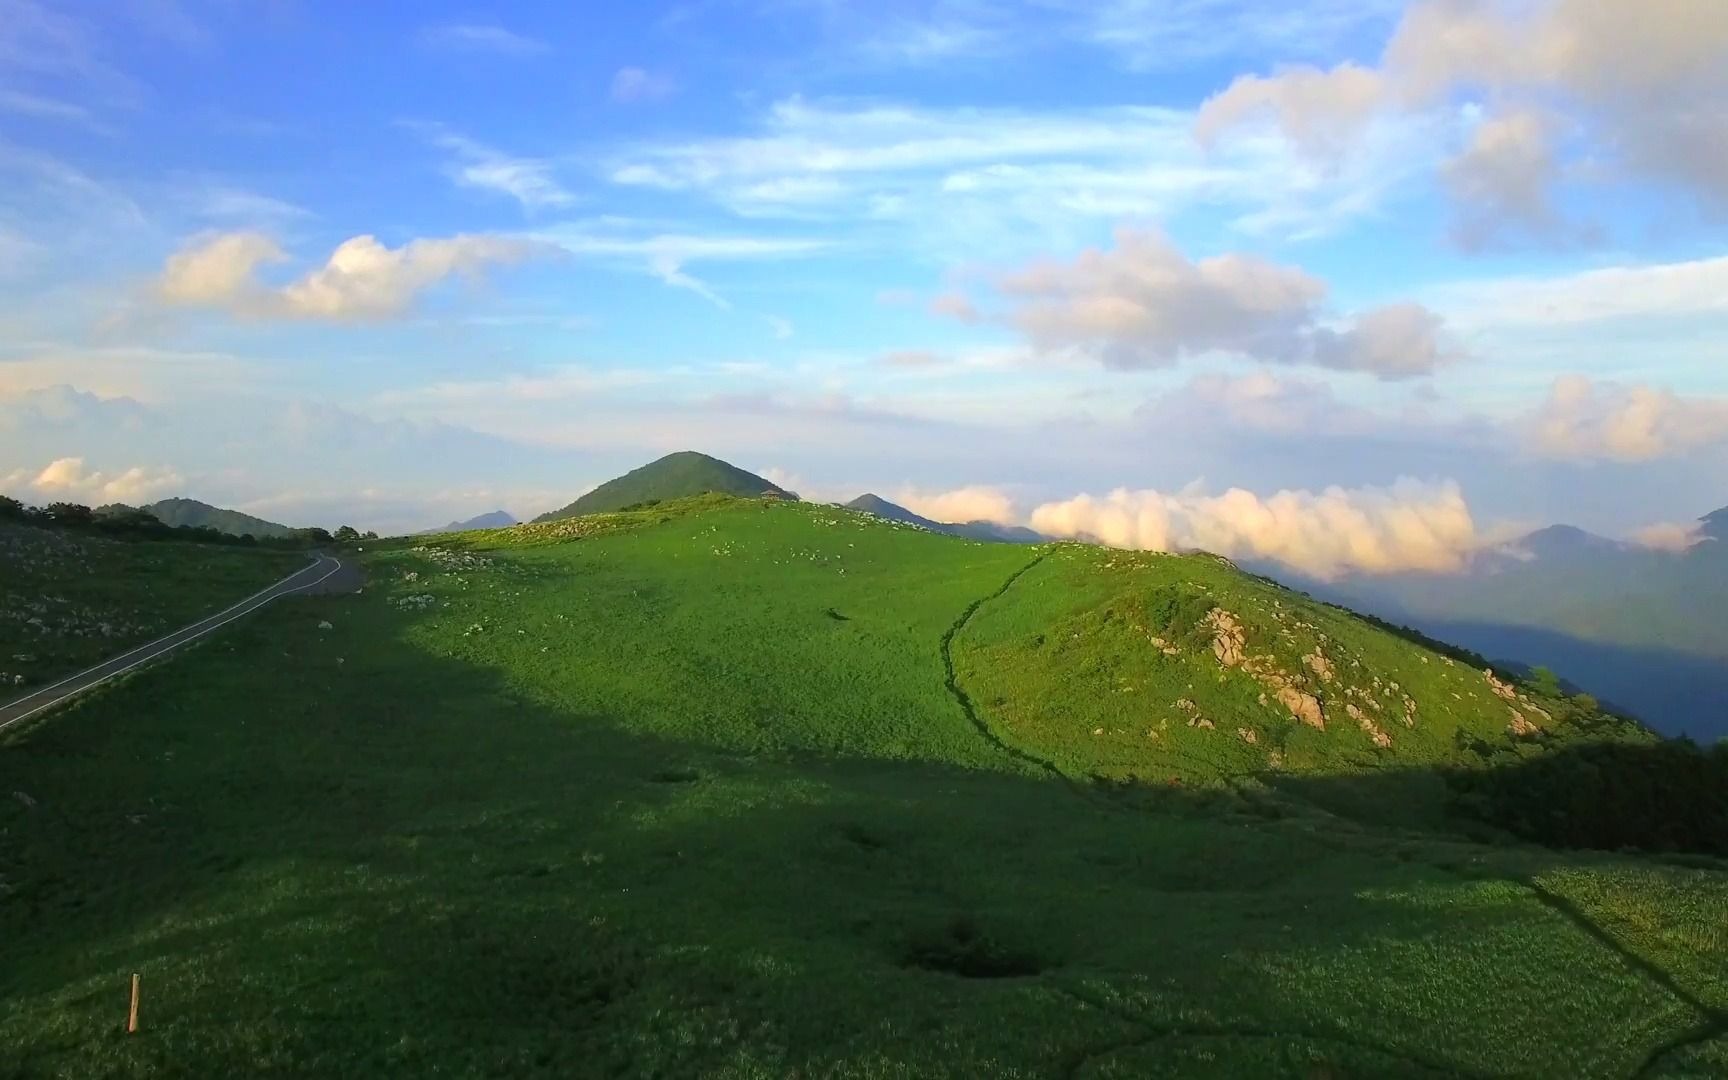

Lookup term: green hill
[3,495,1724,1077]
[142,496,296,539]
[533,451,793,522]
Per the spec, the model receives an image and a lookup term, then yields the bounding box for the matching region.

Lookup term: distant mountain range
[533,451,794,522]
[843,493,1043,544]
[1288,505,1728,741]
[419,510,517,535]
[135,497,297,540]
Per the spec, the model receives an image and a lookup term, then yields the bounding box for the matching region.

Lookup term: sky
[1,0,1725,574]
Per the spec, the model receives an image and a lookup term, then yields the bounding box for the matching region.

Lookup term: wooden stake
[127,973,140,1034]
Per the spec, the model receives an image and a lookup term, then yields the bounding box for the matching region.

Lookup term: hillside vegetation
[140,497,297,540]
[0,522,305,691]
[533,450,792,522]
[2,496,1724,1077]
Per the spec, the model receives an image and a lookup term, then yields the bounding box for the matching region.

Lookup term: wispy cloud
[604,96,1415,250]
[416,23,550,56]
[415,125,575,211]
[0,88,108,131]
[610,67,677,103]
[1432,254,1728,330]
[536,221,828,306]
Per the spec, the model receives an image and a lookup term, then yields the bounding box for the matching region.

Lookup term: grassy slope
[534,451,791,523]
[0,523,305,690]
[1,498,1724,1078]
[950,545,1643,826]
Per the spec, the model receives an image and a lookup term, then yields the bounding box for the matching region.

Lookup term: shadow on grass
[0,596,1724,1078]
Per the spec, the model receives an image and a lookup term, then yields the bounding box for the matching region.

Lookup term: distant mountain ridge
[843,493,1044,545]
[534,451,794,523]
[1295,501,1728,740]
[420,510,516,535]
[141,497,296,539]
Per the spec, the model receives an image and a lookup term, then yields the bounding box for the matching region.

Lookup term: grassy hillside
[533,451,792,522]
[0,522,305,691]
[2,497,1724,1077]
[142,497,297,540]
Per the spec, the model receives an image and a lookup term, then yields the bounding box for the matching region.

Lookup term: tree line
[0,495,375,548]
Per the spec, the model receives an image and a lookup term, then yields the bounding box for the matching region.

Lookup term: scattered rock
[1236,727,1258,745]
[1276,686,1325,730]
[1508,709,1540,737]
[1485,669,1519,700]
[1302,652,1334,682]
[12,791,36,809]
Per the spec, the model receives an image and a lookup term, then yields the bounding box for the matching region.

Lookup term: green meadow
[0,524,303,691]
[2,497,1724,1077]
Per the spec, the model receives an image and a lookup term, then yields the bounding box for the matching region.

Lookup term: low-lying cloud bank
[1,457,183,505]
[894,485,1018,526]
[1028,479,1479,579]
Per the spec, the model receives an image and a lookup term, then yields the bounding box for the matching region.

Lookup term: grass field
[2,497,1724,1077]
[0,523,305,692]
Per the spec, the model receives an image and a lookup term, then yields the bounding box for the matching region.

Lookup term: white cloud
[1194,62,1386,158]
[894,485,1017,525]
[417,23,549,55]
[1527,375,1728,462]
[958,227,1458,378]
[155,231,541,322]
[765,315,794,339]
[610,67,677,103]
[157,230,286,306]
[1443,107,1581,250]
[2,456,181,505]
[1197,0,1728,240]
[1029,478,1480,578]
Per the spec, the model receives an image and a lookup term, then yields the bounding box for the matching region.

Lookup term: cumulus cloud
[1197,0,1728,241]
[1029,478,1480,579]
[2,456,182,505]
[1194,62,1387,159]
[155,231,540,322]
[1528,375,1728,461]
[955,227,1456,378]
[1632,520,1707,552]
[894,485,1017,525]
[1443,107,1573,249]
[610,67,677,103]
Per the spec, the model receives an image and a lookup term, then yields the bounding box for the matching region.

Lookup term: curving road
[0,551,362,736]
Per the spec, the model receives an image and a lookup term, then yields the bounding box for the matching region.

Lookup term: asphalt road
[0,551,362,736]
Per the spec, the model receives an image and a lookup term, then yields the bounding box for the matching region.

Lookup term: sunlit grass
[0,496,1720,1076]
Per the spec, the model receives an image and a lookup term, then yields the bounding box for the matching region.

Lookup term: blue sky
[2,0,1726,573]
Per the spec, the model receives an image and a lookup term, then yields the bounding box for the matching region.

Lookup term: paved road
[0,551,362,736]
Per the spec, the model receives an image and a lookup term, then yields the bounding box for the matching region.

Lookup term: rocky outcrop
[1204,608,1246,668]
